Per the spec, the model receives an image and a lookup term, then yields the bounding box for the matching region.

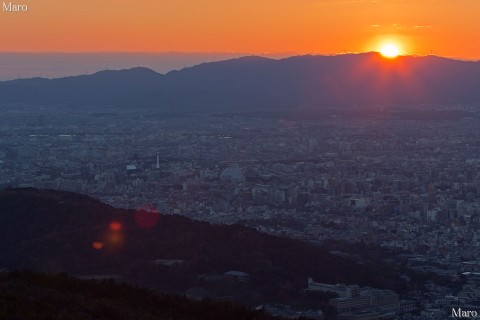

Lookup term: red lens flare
[134,205,160,229]
[92,242,104,250]
[109,221,123,231]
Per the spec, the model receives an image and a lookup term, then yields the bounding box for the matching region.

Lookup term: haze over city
[2,1,480,319]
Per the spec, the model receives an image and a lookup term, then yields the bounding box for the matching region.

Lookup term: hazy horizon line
[1,51,478,81]
[1,50,478,60]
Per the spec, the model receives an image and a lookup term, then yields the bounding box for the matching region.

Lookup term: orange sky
[1,0,480,59]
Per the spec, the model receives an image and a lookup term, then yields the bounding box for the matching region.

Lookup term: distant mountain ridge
[1,53,479,109]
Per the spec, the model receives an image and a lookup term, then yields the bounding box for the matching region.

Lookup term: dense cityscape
[2,103,480,318]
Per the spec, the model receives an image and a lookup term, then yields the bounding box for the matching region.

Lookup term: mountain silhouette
[1,53,479,109]
[0,188,407,305]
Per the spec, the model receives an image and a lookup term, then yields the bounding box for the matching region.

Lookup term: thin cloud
[370,23,433,29]
[312,0,438,3]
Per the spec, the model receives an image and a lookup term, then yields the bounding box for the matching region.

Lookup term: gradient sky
[1,0,480,58]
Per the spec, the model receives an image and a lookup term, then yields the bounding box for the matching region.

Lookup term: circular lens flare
[109,221,123,231]
[134,205,160,229]
[92,242,104,250]
[380,44,400,58]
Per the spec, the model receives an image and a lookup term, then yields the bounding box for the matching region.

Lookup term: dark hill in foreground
[0,53,479,110]
[0,271,282,320]
[0,188,405,306]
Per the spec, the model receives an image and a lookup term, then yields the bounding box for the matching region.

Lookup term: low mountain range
[0,53,479,111]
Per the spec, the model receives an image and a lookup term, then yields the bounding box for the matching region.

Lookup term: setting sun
[380,44,400,58]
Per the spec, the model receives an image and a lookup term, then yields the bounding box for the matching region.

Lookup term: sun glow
[380,44,400,58]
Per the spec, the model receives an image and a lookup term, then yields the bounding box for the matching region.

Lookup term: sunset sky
[1,0,479,79]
